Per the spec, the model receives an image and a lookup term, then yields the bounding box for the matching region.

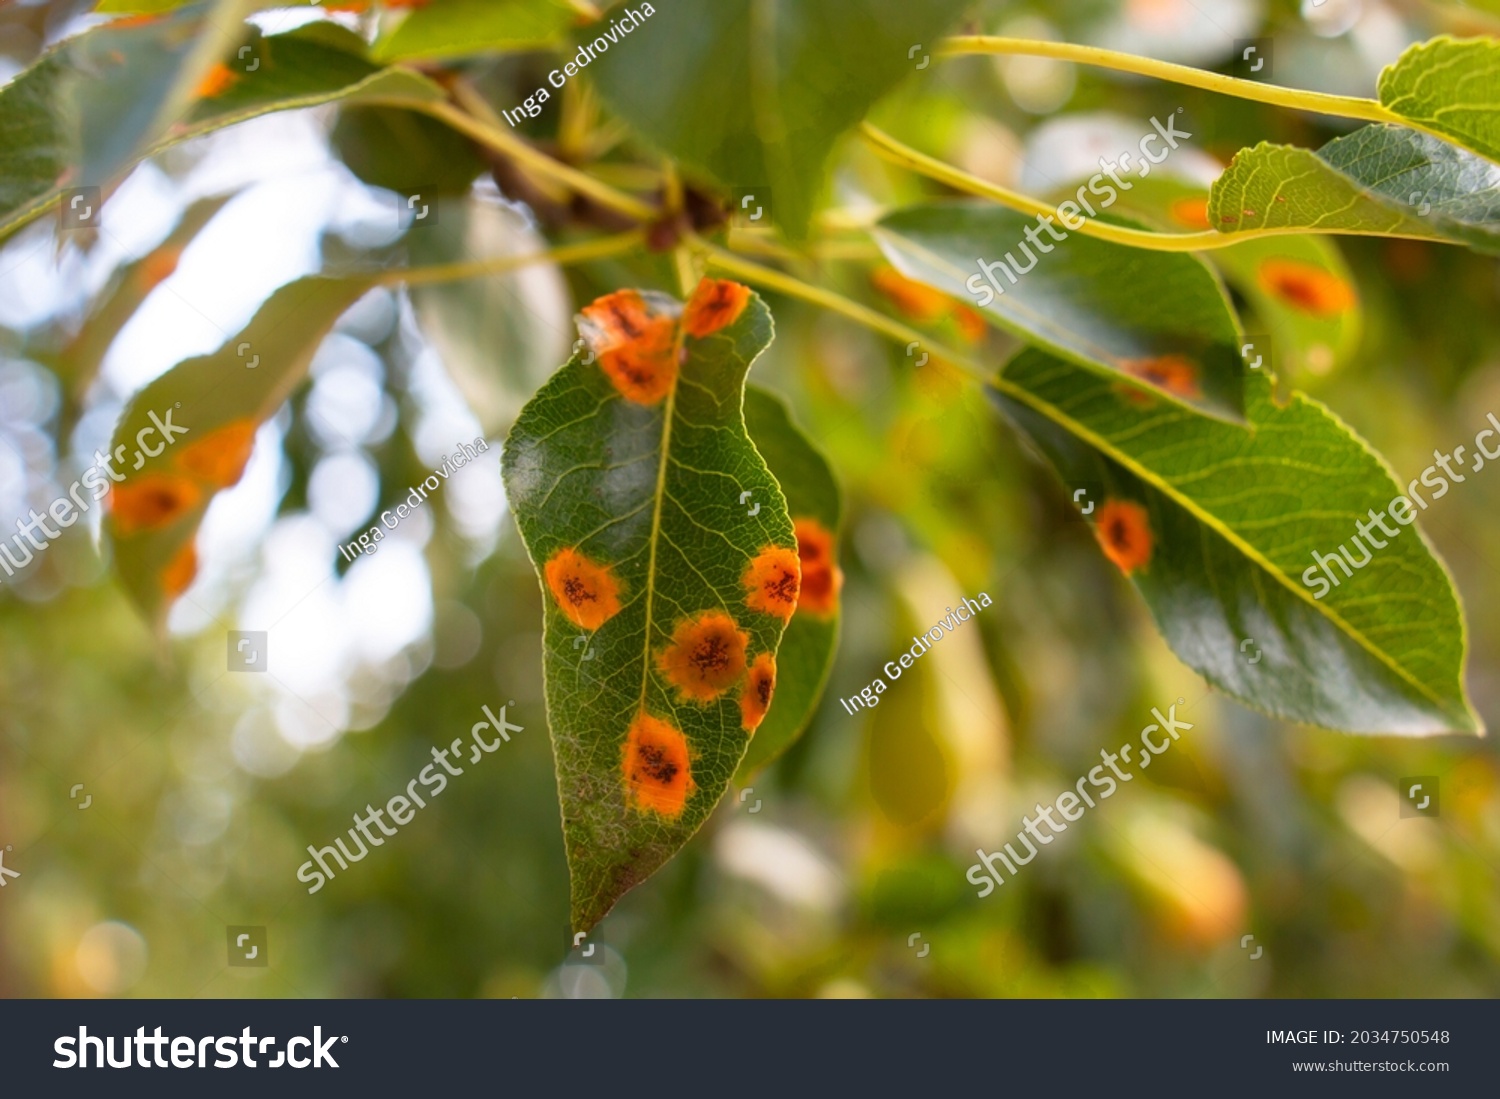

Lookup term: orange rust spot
[871,265,952,323]
[194,63,238,99]
[793,517,841,618]
[174,419,256,488]
[109,13,165,28]
[683,278,751,338]
[1169,197,1211,230]
[1121,354,1201,400]
[1094,499,1154,575]
[953,304,987,344]
[136,247,181,292]
[656,610,748,702]
[1112,381,1159,408]
[544,547,623,630]
[162,541,197,599]
[621,711,696,818]
[740,652,776,733]
[109,476,201,536]
[743,545,800,621]
[1257,259,1356,317]
[578,289,680,405]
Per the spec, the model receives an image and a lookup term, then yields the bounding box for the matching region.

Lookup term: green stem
[415,97,657,223]
[941,36,1403,126]
[691,237,990,384]
[861,123,1441,251]
[383,230,644,287]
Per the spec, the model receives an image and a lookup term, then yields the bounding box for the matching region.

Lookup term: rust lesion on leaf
[1257,259,1356,317]
[174,419,257,488]
[1094,498,1154,575]
[1169,197,1211,230]
[194,62,238,99]
[792,518,841,618]
[683,278,751,338]
[544,547,624,630]
[161,541,197,598]
[109,475,201,535]
[742,545,800,621]
[740,652,776,733]
[577,289,682,405]
[621,711,696,818]
[656,610,749,702]
[1120,354,1202,400]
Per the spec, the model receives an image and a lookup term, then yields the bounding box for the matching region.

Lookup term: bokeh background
[2,0,1498,998]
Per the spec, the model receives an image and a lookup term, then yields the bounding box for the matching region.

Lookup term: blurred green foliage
[1,0,1498,999]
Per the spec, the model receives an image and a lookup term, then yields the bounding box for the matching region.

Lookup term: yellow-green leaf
[1379,36,1500,166]
[107,276,378,627]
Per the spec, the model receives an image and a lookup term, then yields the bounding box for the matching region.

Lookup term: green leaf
[991,350,1480,736]
[1207,127,1500,254]
[735,385,842,782]
[107,276,377,627]
[1,1,254,239]
[51,194,233,393]
[94,0,313,11]
[1379,37,1500,166]
[0,20,446,240]
[875,201,1248,420]
[405,195,573,434]
[587,0,971,238]
[372,0,577,63]
[1110,177,1362,378]
[502,282,797,931]
[66,1,257,189]
[332,106,487,196]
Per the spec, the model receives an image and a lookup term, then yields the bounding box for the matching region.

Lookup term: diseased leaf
[372,0,577,63]
[1114,177,1362,377]
[735,385,842,782]
[1379,37,1500,166]
[587,0,971,237]
[503,280,797,932]
[1,1,255,239]
[405,194,573,434]
[991,350,1480,736]
[67,1,257,189]
[50,194,233,394]
[876,201,1248,419]
[0,19,446,240]
[107,276,377,626]
[94,0,311,11]
[1208,127,1500,254]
